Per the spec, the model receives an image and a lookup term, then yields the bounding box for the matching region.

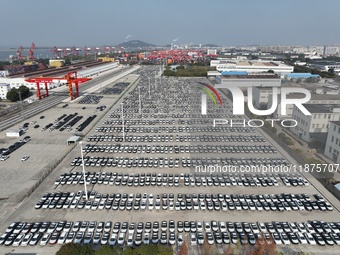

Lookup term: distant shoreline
[0,48,51,51]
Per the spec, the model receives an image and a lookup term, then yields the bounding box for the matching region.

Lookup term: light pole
[18,91,24,121]
[138,86,141,115]
[148,77,151,99]
[79,141,88,201]
[121,102,125,141]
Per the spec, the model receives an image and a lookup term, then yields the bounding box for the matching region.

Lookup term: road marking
[0,210,7,218]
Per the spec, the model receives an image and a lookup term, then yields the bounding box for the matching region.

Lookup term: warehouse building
[0,83,10,99]
[215,74,281,89]
[290,104,340,143]
[283,73,320,80]
[210,59,293,74]
[324,121,340,164]
[273,93,340,118]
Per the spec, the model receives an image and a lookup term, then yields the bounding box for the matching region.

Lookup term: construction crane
[83,46,92,56]
[25,71,91,100]
[50,46,60,59]
[72,46,81,56]
[16,45,23,61]
[28,42,36,60]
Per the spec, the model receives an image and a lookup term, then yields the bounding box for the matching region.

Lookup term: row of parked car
[34,190,333,212]
[0,136,30,160]
[101,82,130,95]
[56,171,308,188]
[52,113,84,132]
[76,115,97,132]
[81,144,277,154]
[2,220,340,247]
[95,125,258,134]
[70,155,289,168]
[78,95,103,104]
[86,134,265,143]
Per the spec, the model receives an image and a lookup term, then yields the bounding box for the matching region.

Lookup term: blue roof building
[284,73,320,79]
[221,71,248,76]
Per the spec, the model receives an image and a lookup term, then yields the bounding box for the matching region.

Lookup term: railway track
[0,66,134,132]
[9,60,107,78]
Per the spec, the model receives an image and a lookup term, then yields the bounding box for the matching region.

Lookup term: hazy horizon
[1,0,340,48]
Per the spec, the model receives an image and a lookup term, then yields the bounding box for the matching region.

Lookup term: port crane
[28,42,36,60]
[25,71,91,100]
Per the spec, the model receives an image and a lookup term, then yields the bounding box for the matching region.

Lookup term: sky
[1,0,340,48]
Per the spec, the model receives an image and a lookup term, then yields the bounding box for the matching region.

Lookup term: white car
[21,155,30,161]
[118,233,125,245]
[21,233,33,246]
[177,233,183,246]
[127,234,134,246]
[57,231,68,244]
[190,233,197,245]
[12,234,24,246]
[0,155,9,161]
[304,232,316,245]
[39,233,51,246]
[108,233,117,246]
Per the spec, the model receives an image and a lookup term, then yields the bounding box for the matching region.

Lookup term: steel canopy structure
[25,71,91,100]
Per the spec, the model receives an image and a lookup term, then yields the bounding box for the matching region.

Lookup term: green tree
[18,85,30,98]
[122,247,134,255]
[156,245,173,255]
[56,243,94,255]
[94,245,115,255]
[134,244,159,255]
[278,132,294,146]
[6,85,30,102]
[6,88,19,102]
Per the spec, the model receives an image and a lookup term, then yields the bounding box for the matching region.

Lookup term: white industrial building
[0,83,10,99]
[324,121,340,164]
[215,74,281,88]
[309,61,340,74]
[214,74,281,113]
[290,104,340,143]
[210,59,294,74]
[252,86,277,110]
[0,77,37,90]
[272,93,340,118]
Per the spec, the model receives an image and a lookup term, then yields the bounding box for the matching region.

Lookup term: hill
[115,40,155,48]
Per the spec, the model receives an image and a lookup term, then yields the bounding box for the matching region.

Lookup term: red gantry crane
[28,42,36,60]
[25,71,91,100]
[16,45,24,61]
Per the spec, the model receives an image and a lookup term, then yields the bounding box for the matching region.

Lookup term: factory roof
[287,93,340,100]
[285,73,320,78]
[331,121,340,126]
[222,74,280,79]
[220,71,248,76]
[303,104,340,113]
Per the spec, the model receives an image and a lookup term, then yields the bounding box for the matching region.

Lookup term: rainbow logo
[198,82,222,115]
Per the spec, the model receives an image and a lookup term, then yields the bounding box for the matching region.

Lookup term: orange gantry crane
[25,71,91,100]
